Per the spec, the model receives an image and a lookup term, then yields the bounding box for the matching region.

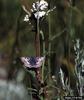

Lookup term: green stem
[48,12,51,82]
[29,76,33,100]
[40,31,45,82]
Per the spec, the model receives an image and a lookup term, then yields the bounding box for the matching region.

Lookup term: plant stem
[48,12,51,82]
[40,31,45,82]
[35,17,40,57]
[35,2,42,84]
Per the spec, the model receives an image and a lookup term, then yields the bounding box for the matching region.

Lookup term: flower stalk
[40,30,45,83]
[48,11,51,82]
[35,13,40,57]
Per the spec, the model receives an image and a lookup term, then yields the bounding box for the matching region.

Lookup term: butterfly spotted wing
[21,57,45,69]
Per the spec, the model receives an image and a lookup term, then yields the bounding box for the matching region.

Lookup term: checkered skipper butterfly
[21,57,45,69]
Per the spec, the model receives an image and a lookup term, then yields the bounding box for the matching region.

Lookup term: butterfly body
[29,57,37,66]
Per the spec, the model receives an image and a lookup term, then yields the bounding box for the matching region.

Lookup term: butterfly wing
[21,57,32,68]
[35,57,45,68]
[21,57,45,69]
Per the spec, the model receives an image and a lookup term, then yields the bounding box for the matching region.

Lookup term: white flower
[23,0,56,20]
[24,14,29,22]
[34,11,46,19]
[32,3,37,11]
[39,0,48,10]
[32,0,48,11]
[32,0,48,19]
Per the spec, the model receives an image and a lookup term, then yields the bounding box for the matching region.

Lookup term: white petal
[34,11,46,18]
[23,15,29,22]
[40,0,48,10]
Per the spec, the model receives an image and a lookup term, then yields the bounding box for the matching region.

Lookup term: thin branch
[50,28,67,41]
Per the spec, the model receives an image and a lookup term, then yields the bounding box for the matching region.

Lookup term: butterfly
[21,57,45,69]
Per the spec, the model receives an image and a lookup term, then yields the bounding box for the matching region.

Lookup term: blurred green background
[0,0,84,99]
